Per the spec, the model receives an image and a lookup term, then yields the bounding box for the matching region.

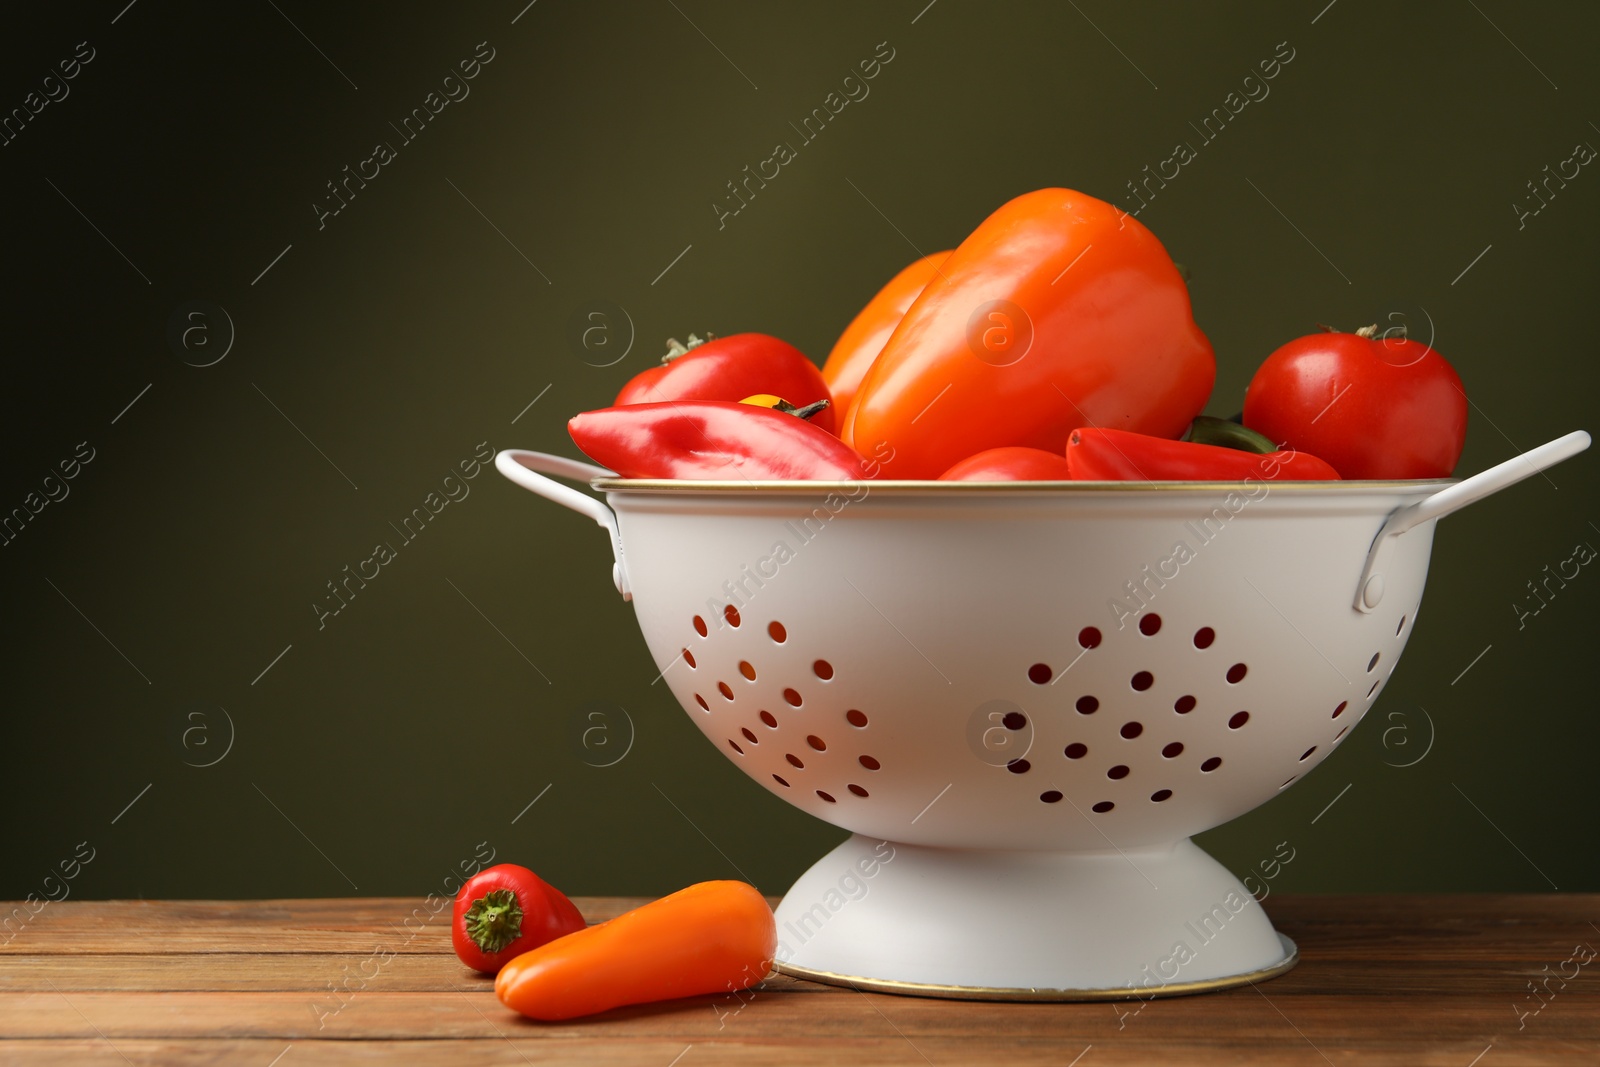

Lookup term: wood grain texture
[1,895,1596,1065]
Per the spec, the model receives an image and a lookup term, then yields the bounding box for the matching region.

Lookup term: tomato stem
[790,399,830,421]
[1314,323,1382,340]
[660,332,714,365]
[464,889,524,953]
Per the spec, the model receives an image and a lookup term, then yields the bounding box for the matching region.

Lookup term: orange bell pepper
[823,250,952,441]
[846,188,1214,478]
[494,880,776,1020]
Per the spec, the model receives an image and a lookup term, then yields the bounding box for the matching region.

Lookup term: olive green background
[2,0,1595,906]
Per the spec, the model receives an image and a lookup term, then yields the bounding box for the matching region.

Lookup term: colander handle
[1354,429,1591,612]
[495,449,631,601]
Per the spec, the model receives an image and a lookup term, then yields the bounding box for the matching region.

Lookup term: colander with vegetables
[498,188,1589,999]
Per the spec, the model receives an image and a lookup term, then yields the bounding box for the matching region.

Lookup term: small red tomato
[616,333,835,434]
[939,446,1075,481]
[452,864,586,975]
[1243,326,1467,479]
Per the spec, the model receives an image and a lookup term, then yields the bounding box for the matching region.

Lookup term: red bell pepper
[845,188,1214,477]
[616,333,837,435]
[939,446,1075,481]
[1066,427,1340,481]
[569,401,870,480]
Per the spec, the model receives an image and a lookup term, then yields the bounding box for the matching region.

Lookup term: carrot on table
[494,880,776,1021]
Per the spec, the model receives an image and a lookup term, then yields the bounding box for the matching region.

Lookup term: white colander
[497,431,1588,999]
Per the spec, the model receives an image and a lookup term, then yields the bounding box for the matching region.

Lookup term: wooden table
[2,895,1596,1064]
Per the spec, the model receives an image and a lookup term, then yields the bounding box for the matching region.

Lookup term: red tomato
[939,446,1075,481]
[1242,327,1467,479]
[616,333,835,434]
[452,864,586,975]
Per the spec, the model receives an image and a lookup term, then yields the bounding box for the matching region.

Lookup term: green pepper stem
[463,888,524,954]
[1183,415,1277,454]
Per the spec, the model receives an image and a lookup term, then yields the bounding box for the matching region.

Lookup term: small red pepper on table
[569,401,870,480]
[452,864,587,975]
[1065,427,1340,481]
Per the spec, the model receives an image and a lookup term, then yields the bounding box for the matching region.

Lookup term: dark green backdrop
[3,1,1596,905]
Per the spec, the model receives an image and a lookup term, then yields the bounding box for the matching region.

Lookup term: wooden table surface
[2,894,1597,1065]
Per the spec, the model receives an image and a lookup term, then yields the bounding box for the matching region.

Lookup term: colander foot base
[776,932,1297,1001]
[772,834,1296,999]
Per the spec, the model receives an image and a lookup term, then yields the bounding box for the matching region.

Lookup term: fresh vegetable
[739,394,831,421]
[616,333,836,434]
[1242,325,1467,479]
[845,188,1214,477]
[452,864,587,976]
[495,880,776,1021]
[1182,415,1276,454]
[824,251,952,436]
[1065,427,1340,481]
[939,446,1075,481]
[612,334,706,408]
[569,401,869,480]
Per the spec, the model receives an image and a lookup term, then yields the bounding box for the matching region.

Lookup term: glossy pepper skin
[569,401,869,480]
[1242,328,1467,479]
[939,446,1075,481]
[451,864,587,975]
[615,334,836,435]
[846,188,1214,478]
[495,880,776,1021]
[824,251,952,435]
[1065,428,1340,481]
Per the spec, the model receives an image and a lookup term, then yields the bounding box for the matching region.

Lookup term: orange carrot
[494,880,775,1021]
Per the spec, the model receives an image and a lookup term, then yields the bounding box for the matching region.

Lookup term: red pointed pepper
[1065,427,1340,481]
[569,401,870,480]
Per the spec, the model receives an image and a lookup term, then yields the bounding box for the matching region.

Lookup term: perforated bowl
[498,432,1587,999]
